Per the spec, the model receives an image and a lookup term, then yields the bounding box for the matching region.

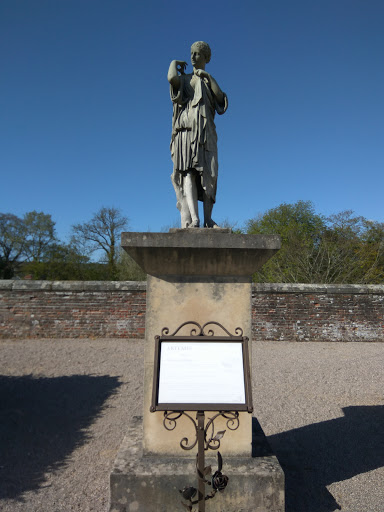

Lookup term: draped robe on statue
[170,73,228,227]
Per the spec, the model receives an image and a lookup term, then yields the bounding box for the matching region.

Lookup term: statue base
[113,230,283,511]
[109,416,284,512]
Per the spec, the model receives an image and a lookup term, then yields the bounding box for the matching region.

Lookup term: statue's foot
[188,219,200,228]
[204,219,219,228]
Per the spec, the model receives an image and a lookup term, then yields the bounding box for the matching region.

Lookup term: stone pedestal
[110,229,284,511]
[110,416,284,512]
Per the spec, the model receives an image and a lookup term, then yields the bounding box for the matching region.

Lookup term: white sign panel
[158,342,246,405]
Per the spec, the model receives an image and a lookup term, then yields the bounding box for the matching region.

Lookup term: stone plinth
[143,274,252,456]
[111,230,283,511]
[110,416,284,512]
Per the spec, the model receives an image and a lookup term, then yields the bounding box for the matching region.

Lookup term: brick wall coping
[252,283,384,294]
[0,280,146,292]
[1,280,383,295]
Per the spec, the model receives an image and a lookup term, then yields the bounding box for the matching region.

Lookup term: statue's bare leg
[185,171,200,227]
[171,172,191,228]
[203,195,218,228]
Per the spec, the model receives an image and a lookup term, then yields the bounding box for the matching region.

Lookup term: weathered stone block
[143,275,253,457]
[110,417,284,512]
[121,231,280,277]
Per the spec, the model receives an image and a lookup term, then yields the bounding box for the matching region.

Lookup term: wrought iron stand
[151,321,253,511]
[163,409,240,511]
[196,411,206,512]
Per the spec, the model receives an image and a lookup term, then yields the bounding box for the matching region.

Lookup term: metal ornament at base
[167,410,233,512]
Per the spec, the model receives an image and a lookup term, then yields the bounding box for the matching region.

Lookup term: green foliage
[246,200,325,241]
[0,213,26,278]
[0,210,57,278]
[117,250,146,281]
[246,201,326,282]
[246,201,384,284]
[23,211,57,262]
[20,243,92,280]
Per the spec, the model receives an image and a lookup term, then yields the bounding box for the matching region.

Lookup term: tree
[315,212,384,284]
[1,210,57,278]
[21,242,95,280]
[0,213,26,278]
[358,219,384,282]
[246,202,384,284]
[216,218,243,233]
[23,211,57,262]
[71,207,129,280]
[118,249,147,281]
[117,249,146,281]
[246,200,326,282]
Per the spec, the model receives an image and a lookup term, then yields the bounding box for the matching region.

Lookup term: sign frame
[150,325,253,413]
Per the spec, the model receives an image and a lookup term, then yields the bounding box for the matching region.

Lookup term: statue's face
[191,47,206,69]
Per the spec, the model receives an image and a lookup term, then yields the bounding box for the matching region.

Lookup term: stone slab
[110,416,285,512]
[121,231,281,276]
[12,280,53,291]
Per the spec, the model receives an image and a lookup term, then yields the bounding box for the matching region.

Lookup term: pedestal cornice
[121,230,281,277]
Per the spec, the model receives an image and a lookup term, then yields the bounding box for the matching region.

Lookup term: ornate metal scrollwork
[161,321,243,338]
[163,411,198,450]
[162,321,203,337]
[202,322,243,337]
[204,411,239,450]
[163,410,239,452]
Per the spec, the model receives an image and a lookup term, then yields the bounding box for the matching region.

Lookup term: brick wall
[0,281,146,339]
[252,283,384,342]
[1,281,383,341]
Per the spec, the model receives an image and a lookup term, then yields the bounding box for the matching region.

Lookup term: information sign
[151,333,253,412]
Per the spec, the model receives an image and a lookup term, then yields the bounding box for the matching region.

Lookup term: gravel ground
[0,339,383,512]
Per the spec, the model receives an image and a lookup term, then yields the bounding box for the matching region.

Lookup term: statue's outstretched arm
[167,60,187,89]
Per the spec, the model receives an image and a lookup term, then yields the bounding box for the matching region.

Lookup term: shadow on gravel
[0,374,121,501]
[268,405,384,512]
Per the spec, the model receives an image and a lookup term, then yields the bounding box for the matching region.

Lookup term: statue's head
[191,41,211,64]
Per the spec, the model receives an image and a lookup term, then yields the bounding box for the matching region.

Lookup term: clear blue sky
[1,0,383,242]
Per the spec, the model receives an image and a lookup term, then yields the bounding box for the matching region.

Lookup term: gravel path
[0,339,383,512]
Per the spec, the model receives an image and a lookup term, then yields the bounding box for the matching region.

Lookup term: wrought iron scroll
[161,321,243,338]
[163,410,239,452]
[163,411,198,450]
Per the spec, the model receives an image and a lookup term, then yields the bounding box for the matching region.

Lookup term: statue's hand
[176,61,187,75]
[194,69,210,80]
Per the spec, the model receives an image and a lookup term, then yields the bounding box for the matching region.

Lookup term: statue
[168,41,228,228]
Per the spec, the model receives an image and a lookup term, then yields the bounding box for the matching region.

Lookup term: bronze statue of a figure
[168,41,228,228]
